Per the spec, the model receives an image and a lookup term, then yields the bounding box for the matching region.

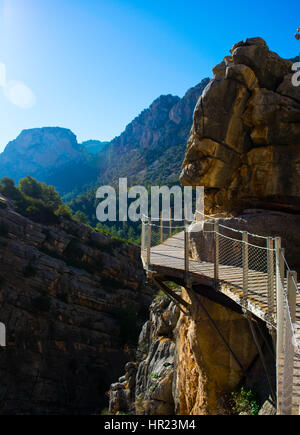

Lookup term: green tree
[19,176,43,199]
[40,183,62,211]
[55,204,73,220]
[74,210,89,225]
[19,176,62,211]
[0,177,23,201]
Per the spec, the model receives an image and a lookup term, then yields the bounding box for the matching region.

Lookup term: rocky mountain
[69,79,210,228]
[99,79,210,186]
[81,140,109,155]
[0,195,152,414]
[107,38,299,416]
[108,290,275,415]
[0,128,101,195]
[180,37,300,214]
[0,79,209,203]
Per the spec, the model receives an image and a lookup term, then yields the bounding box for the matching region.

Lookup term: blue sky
[0,0,299,152]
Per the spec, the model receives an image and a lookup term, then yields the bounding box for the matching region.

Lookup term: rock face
[0,79,210,200]
[76,79,210,191]
[108,290,275,415]
[0,128,100,195]
[0,199,152,414]
[108,297,179,415]
[180,38,300,213]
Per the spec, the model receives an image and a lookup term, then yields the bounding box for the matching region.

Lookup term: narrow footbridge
[141,212,300,416]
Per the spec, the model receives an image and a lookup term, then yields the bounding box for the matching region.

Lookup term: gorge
[0,37,299,415]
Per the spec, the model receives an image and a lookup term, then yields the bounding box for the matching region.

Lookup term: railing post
[267,237,275,323]
[242,231,248,311]
[214,221,219,290]
[160,212,163,244]
[141,217,146,255]
[276,238,284,355]
[184,219,190,288]
[275,237,284,414]
[282,270,297,415]
[147,217,152,274]
[169,208,172,239]
[287,270,297,323]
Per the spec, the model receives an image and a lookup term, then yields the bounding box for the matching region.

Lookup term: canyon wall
[108,37,297,416]
[0,197,152,414]
[109,289,275,415]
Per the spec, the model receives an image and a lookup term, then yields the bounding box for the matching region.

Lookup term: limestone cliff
[108,289,275,415]
[108,38,298,416]
[180,37,300,214]
[0,197,152,414]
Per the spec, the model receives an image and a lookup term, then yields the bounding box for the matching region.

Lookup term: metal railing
[141,210,300,415]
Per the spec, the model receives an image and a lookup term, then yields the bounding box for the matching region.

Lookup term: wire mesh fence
[141,211,300,414]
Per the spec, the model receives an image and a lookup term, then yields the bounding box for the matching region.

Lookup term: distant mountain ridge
[0,78,210,198]
[81,140,109,154]
[100,78,210,186]
[0,127,102,194]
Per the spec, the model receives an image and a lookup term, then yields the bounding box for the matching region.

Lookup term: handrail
[141,209,300,415]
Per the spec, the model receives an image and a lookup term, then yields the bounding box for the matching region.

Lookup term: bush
[231,387,259,415]
[56,204,74,220]
[19,176,62,211]
[154,289,167,302]
[23,199,59,225]
[0,177,23,201]
[74,210,89,225]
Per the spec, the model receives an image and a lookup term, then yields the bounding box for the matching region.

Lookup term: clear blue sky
[0,0,299,152]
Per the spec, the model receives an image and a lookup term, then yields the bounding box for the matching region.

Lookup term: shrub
[22,197,59,225]
[231,387,259,415]
[150,374,159,380]
[0,177,23,201]
[55,204,74,220]
[154,289,167,302]
[74,210,89,225]
[100,408,113,416]
[19,176,62,211]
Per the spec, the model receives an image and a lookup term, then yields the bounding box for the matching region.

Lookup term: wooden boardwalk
[145,230,300,415]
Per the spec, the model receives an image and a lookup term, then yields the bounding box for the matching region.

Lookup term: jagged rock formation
[109,297,179,415]
[108,290,276,415]
[81,140,109,154]
[100,79,210,186]
[0,197,152,414]
[180,38,300,214]
[0,79,210,201]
